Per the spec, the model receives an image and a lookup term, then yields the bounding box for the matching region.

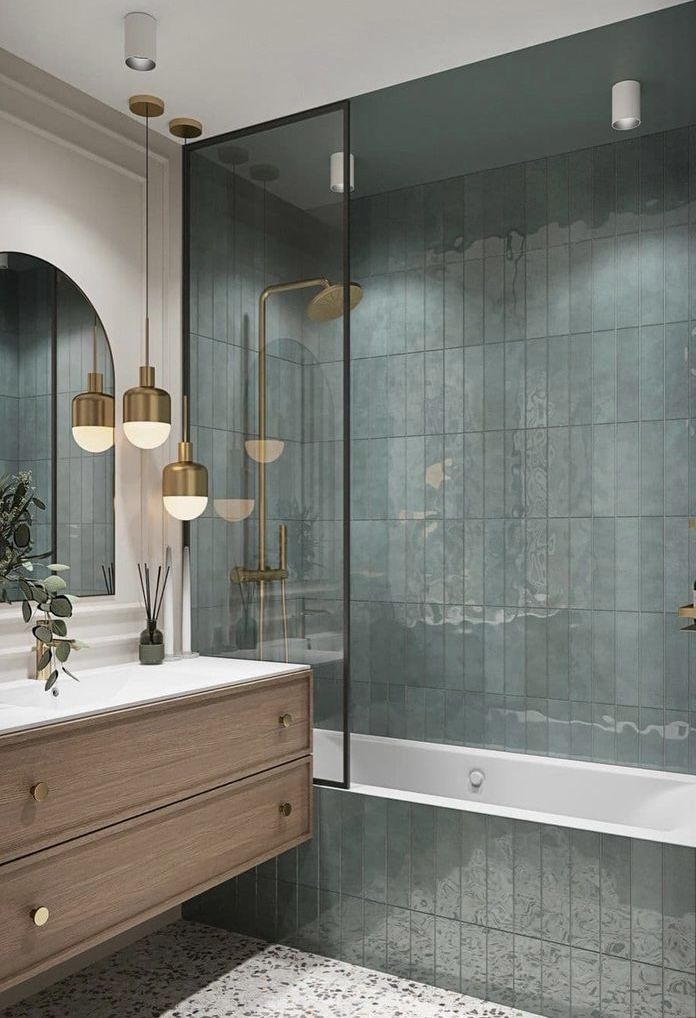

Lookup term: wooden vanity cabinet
[0,669,313,993]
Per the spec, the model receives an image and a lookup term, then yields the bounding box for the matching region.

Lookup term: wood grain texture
[0,757,311,993]
[0,671,311,863]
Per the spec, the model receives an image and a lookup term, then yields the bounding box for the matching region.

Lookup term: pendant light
[71,316,115,452]
[123,94,171,449]
[162,395,208,520]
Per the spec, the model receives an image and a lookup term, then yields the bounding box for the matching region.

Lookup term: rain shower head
[306,281,363,322]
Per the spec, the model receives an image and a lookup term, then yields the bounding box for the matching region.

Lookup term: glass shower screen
[185,103,351,785]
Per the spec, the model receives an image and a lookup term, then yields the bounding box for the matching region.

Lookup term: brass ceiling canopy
[307,282,363,323]
[128,94,164,118]
[169,117,203,140]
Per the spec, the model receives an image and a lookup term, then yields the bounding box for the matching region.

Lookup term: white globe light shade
[72,425,114,453]
[123,419,171,449]
[163,494,208,521]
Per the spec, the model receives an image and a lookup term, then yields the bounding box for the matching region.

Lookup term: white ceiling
[0,0,687,142]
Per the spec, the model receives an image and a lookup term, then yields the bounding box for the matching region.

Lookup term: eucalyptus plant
[0,471,82,691]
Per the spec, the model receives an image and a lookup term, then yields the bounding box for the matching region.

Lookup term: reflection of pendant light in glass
[71,316,115,452]
[162,395,208,520]
[123,95,171,449]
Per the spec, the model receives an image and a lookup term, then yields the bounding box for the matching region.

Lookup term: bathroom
[0,2,695,1016]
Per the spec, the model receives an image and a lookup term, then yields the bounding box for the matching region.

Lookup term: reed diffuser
[137,562,170,665]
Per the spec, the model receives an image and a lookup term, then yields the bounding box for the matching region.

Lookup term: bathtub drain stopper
[469,768,485,790]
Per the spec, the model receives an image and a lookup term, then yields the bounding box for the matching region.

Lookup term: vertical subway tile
[410,911,435,985]
[514,934,542,1014]
[487,817,514,931]
[570,946,601,1018]
[663,845,696,974]
[487,928,515,1008]
[434,916,461,992]
[601,954,631,1018]
[631,840,663,966]
[435,809,461,920]
[571,830,601,951]
[542,941,571,1018]
[631,961,664,1018]
[600,836,631,958]
[460,922,488,1000]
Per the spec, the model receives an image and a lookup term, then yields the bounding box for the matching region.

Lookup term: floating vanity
[0,657,312,993]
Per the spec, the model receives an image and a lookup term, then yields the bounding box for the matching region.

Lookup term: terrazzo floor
[2,920,546,1018]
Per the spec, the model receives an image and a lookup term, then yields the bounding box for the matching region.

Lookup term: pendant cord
[183,394,189,443]
[145,107,150,367]
[93,313,98,375]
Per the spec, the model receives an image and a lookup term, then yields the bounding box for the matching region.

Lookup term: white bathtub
[314,729,696,848]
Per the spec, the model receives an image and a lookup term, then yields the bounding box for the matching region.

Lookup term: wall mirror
[0,253,115,597]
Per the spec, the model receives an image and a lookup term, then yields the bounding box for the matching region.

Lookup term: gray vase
[140,624,164,665]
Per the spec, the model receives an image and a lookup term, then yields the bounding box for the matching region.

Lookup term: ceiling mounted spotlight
[124,12,156,71]
[330,152,354,193]
[612,80,641,131]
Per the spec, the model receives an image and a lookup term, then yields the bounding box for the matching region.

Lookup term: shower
[231,276,363,660]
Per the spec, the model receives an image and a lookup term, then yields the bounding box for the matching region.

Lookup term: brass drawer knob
[31,782,49,802]
[278,713,293,728]
[31,906,50,927]
[279,802,293,817]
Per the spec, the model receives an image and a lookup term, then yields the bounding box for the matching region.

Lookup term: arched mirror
[0,253,115,597]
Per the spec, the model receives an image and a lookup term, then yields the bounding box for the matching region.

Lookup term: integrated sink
[0,656,307,736]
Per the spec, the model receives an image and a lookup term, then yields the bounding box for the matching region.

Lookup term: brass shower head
[306,282,363,322]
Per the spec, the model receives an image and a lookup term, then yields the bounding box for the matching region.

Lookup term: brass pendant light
[162,395,208,520]
[123,94,171,449]
[71,317,115,452]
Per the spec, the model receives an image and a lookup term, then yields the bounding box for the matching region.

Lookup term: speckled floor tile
[2,920,546,1017]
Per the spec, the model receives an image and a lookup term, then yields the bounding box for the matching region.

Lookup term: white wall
[0,49,183,679]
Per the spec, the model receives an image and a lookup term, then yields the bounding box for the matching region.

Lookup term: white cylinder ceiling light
[330,152,355,193]
[124,12,157,71]
[611,80,641,131]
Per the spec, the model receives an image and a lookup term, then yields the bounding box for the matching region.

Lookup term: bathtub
[313,729,696,848]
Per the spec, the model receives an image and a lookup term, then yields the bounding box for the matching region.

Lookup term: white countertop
[0,656,307,736]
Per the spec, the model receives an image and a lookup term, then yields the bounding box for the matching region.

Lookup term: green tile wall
[349,126,696,771]
[185,785,696,1017]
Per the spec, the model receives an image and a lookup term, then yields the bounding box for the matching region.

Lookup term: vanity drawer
[0,756,311,992]
[0,670,311,862]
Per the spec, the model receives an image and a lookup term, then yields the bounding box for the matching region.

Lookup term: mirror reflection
[0,253,115,597]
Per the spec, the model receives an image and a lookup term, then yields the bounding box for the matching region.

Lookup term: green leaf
[47,563,70,573]
[43,575,67,594]
[33,624,52,643]
[51,619,67,637]
[55,641,71,663]
[32,497,46,510]
[62,667,79,683]
[18,579,33,601]
[50,595,73,618]
[37,648,52,672]
[21,600,32,623]
[44,670,59,692]
[14,522,30,548]
[12,483,26,509]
